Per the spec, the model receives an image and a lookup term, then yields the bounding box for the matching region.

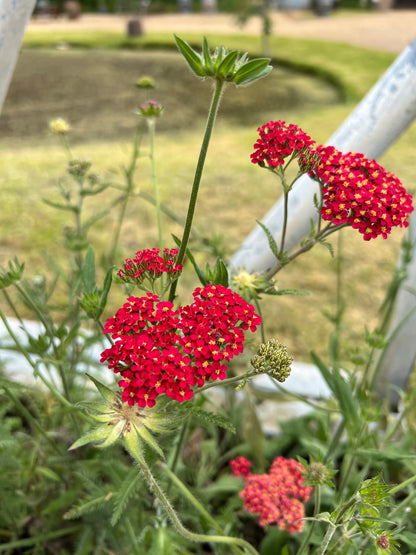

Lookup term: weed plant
[1,36,416,554]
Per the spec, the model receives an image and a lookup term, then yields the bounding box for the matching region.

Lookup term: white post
[0,0,36,113]
[230,38,416,398]
[375,213,416,403]
[230,37,416,274]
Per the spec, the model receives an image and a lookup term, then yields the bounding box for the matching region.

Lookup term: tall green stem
[148,118,163,251]
[168,79,225,303]
[296,486,321,555]
[108,123,143,263]
[280,188,290,255]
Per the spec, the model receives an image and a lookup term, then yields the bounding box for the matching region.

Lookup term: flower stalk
[169,77,225,302]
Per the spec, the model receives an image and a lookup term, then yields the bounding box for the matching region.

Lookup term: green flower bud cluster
[135,76,156,89]
[68,159,92,179]
[250,338,293,382]
[175,35,273,86]
[304,461,330,486]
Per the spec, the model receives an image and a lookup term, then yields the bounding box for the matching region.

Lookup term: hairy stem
[137,455,259,554]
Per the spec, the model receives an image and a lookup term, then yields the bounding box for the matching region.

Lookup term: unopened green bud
[137,99,163,119]
[304,461,330,486]
[250,338,292,382]
[135,76,156,89]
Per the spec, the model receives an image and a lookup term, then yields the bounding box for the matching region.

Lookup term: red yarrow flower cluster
[251,120,413,240]
[250,120,315,168]
[100,284,261,408]
[311,145,414,240]
[117,248,183,285]
[230,456,312,533]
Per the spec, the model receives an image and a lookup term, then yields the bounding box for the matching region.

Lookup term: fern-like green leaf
[190,407,236,433]
[111,467,142,526]
[256,220,279,258]
[64,494,109,520]
[319,239,334,257]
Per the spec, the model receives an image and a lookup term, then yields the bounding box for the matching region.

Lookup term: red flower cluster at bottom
[230,456,312,533]
[100,284,261,407]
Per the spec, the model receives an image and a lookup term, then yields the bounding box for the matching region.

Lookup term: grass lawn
[1,32,415,362]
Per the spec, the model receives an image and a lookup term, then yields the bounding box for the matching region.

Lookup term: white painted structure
[231,37,416,397]
[0,0,36,112]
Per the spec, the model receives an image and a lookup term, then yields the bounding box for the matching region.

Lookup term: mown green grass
[2,32,414,362]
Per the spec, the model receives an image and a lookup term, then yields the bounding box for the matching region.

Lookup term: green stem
[109,123,143,263]
[166,416,190,496]
[60,133,73,159]
[265,222,348,280]
[314,523,337,555]
[389,484,416,519]
[253,298,265,343]
[148,118,163,251]
[324,418,346,464]
[0,526,80,552]
[388,473,416,496]
[137,456,259,555]
[197,372,253,394]
[279,188,290,255]
[159,462,245,555]
[296,486,321,555]
[3,386,62,455]
[168,78,225,303]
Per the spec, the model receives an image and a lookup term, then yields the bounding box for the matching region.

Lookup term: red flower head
[311,145,414,240]
[250,120,315,168]
[100,284,261,408]
[117,248,183,285]
[230,456,252,478]
[231,456,312,534]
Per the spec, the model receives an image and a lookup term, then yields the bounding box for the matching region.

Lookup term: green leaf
[132,421,165,460]
[81,245,96,296]
[111,468,142,526]
[190,407,236,433]
[213,45,226,71]
[43,198,77,212]
[242,391,265,469]
[172,234,207,286]
[357,448,416,461]
[202,36,214,74]
[212,258,229,287]
[69,424,113,450]
[64,495,109,520]
[96,267,113,320]
[86,373,117,404]
[36,466,61,482]
[256,220,279,258]
[124,424,145,464]
[319,239,334,257]
[233,59,272,86]
[217,50,239,79]
[174,35,205,77]
[0,257,25,289]
[311,352,360,433]
[95,420,124,449]
[271,288,311,296]
[81,209,109,234]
